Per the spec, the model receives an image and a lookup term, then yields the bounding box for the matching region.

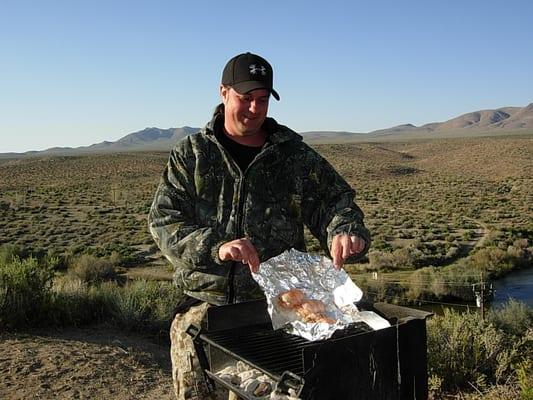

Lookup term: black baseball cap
[221,52,280,101]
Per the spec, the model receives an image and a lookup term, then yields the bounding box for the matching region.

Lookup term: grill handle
[277,370,304,397]
[186,324,217,393]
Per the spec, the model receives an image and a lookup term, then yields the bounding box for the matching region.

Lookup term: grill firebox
[188,300,431,400]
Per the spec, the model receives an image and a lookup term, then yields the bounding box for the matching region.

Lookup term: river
[492,266,533,308]
[407,267,533,315]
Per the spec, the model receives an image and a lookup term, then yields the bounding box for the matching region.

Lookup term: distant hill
[114,127,198,147]
[363,103,533,140]
[74,126,200,151]
[290,103,533,143]
[2,103,532,157]
[0,127,200,158]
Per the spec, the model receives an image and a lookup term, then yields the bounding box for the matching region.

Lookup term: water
[407,267,533,315]
[492,266,533,308]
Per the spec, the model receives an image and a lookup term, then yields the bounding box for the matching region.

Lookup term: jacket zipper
[227,146,279,303]
[227,175,244,304]
[209,134,277,304]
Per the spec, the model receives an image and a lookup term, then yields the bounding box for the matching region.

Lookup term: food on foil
[277,289,336,324]
[253,249,391,341]
[298,299,325,314]
[297,301,336,324]
[277,288,305,309]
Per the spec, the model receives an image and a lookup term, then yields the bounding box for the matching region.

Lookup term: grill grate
[199,322,373,379]
[189,301,431,399]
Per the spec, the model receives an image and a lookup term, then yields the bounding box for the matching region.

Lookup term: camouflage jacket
[148,115,370,305]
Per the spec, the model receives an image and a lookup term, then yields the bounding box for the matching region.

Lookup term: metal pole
[480,272,485,321]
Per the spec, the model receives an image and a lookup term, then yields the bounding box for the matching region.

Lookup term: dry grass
[0,136,531,399]
[0,137,531,279]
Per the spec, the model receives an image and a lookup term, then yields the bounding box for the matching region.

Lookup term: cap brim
[232,81,280,101]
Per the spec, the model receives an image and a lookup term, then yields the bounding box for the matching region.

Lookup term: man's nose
[249,101,258,113]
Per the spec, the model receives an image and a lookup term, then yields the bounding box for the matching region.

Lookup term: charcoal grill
[187,300,431,400]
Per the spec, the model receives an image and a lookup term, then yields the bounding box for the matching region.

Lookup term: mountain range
[3,103,532,157]
[304,103,533,143]
[362,103,533,137]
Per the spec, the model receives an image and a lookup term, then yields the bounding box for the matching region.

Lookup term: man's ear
[220,85,229,103]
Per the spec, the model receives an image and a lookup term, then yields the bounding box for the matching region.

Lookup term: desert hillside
[0,135,531,400]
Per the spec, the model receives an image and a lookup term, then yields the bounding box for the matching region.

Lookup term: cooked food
[277,289,336,324]
[299,299,326,314]
[277,288,305,308]
[295,309,323,323]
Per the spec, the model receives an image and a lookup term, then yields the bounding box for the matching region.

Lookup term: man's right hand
[218,237,260,273]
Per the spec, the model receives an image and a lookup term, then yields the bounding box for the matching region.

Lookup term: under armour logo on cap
[221,52,280,100]
[249,64,267,76]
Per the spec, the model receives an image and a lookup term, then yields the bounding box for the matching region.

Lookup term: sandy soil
[0,325,174,399]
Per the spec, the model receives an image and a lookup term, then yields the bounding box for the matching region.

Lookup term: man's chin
[240,123,261,135]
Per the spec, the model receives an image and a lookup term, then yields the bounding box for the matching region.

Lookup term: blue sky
[1,0,532,152]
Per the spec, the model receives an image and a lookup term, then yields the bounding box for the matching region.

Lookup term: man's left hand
[330,234,366,270]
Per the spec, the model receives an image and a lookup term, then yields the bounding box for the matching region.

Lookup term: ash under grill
[188,300,431,400]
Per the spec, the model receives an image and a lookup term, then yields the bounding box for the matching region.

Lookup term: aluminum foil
[252,249,390,341]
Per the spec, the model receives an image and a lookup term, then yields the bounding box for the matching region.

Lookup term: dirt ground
[0,325,175,399]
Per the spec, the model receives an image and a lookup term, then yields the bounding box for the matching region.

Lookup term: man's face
[220,86,270,137]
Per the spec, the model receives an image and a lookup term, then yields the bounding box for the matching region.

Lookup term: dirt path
[465,216,490,249]
[0,326,174,400]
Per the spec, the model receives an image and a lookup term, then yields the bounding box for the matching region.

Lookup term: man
[148,52,370,400]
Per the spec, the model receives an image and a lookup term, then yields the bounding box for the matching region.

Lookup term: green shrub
[405,268,430,300]
[368,250,395,270]
[469,247,514,277]
[489,300,533,337]
[0,256,54,328]
[391,247,415,269]
[49,277,113,326]
[516,359,533,400]
[69,254,117,283]
[0,244,27,264]
[42,248,64,270]
[427,305,532,396]
[453,383,523,400]
[108,280,182,333]
[93,243,139,266]
[441,263,480,300]
[429,270,447,297]
[48,276,181,334]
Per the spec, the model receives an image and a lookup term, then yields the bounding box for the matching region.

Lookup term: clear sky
[1,0,532,153]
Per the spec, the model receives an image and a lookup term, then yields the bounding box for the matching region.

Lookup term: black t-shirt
[214,121,263,172]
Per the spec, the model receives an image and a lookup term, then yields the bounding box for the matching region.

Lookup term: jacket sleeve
[148,141,228,270]
[301,146,371,260]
